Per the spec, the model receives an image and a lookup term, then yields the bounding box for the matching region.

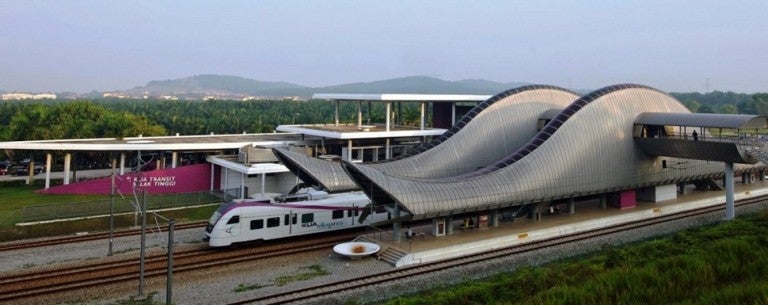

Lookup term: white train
[205,189,390,247]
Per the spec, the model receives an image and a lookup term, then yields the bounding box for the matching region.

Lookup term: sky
[1,0,767,93]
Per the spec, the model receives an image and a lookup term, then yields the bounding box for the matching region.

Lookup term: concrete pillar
[334,100,340,126]
[568,198,575,214]
[725,163,735,220]
[419,102,426,130]
[119,153,126,175]
[63,153,72,185]
[599,194,607,209]
[45,153,52,189]
[210,162,215,191]
[240,173,246,199]
[386,102,391,131]
[347,140,353,161]
[393,204,401,243]
[171,152,178,168]
[490,210,499,227]
[760,170,765,181]
[446,215,454,235]
[260,173,266,199]
[451,102,456,126]
[385,138,391,159]
[357,101,362,127]
[26,160,34,185]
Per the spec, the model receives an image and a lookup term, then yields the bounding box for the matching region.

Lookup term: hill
[125,74,530,99]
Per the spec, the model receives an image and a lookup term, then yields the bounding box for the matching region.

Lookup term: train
[205,188,391,247]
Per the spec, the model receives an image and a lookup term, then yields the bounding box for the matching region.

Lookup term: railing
[646,131,767,147]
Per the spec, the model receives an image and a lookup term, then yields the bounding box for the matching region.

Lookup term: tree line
[0,91,765,160]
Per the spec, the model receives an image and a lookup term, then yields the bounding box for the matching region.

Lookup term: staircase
[693,178,724,191]
[377,247,408,266]
[745,145,768,165]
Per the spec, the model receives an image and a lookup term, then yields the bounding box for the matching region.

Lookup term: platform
[360,181,768,267]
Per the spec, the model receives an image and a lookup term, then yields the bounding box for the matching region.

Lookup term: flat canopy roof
[276,124,446,140]
[0,133,317,151]
[312,93,492,102]
[635,112,768,129]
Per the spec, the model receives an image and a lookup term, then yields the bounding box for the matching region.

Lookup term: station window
[284,214,297,225]
[226,215,240,224]
[332,210,344,219]
[301,213,314,223]
[267,217,280,228]
[250,219,263,230]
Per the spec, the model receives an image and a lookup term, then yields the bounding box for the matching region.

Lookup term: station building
[2,84,767,246]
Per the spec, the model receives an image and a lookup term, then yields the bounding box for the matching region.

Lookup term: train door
[284,211,297,235]
[225,214,241,238]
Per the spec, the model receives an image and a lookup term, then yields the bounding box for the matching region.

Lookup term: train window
[301,213,314,223]
[355,210,360,216]
[227,215,240,224]
[347,210,352,217]
[250,219,263,230]
[332,210,344,219]
[284,214,296,225]
[267,217,280,228]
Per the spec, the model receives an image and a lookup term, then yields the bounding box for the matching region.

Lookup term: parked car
[0,165,8,175]
[7,165,29,176]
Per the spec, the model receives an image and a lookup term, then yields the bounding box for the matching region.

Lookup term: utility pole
[108,154,116,256]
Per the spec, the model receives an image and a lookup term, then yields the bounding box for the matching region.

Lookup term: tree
[717,104,738,114]
[681,99,701,113]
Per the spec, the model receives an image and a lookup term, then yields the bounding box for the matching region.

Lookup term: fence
[19,189,240,224]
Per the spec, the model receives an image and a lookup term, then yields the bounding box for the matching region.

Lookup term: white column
[119,153,126,175]
[335,100,340,126]
[725,162,735,220]
[357,101,362,127]
[451,102,456,126]
[420,101,426,130]
[385,138,391,159]
[260,173,266,199]
[45,153,52,189]
[63,153,72,185]
[210,162,215,191]
[347,140,353,161]
[171,151,178,168]
[386,102,391,131]
[240,172,246,199]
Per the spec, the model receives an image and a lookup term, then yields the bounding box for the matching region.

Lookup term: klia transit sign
[38,164,216,195]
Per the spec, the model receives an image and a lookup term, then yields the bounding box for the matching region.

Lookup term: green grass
[233,282,270,293]
[383,211,768,305]
[275,265,331,286]
[0,181,220,241]
[0,181,108,225]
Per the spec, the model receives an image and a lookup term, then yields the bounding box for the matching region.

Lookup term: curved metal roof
[273,85,579,192]
[342,84,768,219]
[635,112,768,129]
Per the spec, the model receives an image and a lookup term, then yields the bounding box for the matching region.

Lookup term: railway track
[0,232,362,303]
[0,221,208,252]
[232,195,768,305]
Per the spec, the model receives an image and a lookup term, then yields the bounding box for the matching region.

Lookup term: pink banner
[38,164,215,195]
